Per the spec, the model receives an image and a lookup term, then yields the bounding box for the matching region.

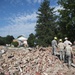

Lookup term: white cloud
[4,0,23,5]
[6,0,43,4]
[0,12,37,38]
[35,0,43,3]
[54,5,63,11]
[54,5,63,15]
[26,0,43,4]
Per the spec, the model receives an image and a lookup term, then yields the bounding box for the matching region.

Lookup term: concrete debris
[0,46,75,75]
[71,63,75,67]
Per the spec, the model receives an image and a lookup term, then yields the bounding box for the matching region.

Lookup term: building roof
[17,36,27,41]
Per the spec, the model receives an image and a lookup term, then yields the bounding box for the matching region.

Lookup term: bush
[11,41,19,47]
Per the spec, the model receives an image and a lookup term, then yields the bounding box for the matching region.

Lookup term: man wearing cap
[64,37,72,63]
[58,39,65,60]
[51,37,58,55]
[66,43,73,67]
[64,37,72,47]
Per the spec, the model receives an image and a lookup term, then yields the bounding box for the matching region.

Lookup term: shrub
[11,41,19,47]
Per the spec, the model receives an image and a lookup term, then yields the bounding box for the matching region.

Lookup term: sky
[0,0,60,38]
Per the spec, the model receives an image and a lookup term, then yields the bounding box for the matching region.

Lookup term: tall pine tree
[35,0,57,46]
[58,0,75,42]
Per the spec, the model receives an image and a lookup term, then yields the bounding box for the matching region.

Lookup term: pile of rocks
[0,46,75,75]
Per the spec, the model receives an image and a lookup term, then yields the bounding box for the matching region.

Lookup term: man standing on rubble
[64,37,72,47]
[66,43,73,67]
[51,37,58,55]
[58,39,65,60]
[64,37,72,63]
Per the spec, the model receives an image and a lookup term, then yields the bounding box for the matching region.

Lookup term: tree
[35,0,57,46]
[27,33,36,47]
[0,36,5,45]
[5,35,14,44]
[17,35,24,38]
[0,35,14,45]
[57,0,75,42]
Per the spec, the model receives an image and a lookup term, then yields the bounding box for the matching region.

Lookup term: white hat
[59,39,62,42]
[65,37,68,40]
[54,37,57,40]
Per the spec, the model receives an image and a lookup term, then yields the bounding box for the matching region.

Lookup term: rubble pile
[0,46,75,75]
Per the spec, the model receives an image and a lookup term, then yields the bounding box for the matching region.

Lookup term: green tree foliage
[0,35,14,45]
[27,33,36,47]
[35,0,57,46]
[5,35,14,44]
[11,41,19,47]
[17,35,24,38]
[57,0,75,42]
[0,36,5,45]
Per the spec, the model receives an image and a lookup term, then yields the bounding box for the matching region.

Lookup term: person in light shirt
[66,43,73,67]
[58,39,65,60]
[51,37,58,55]
[64,37,72,63]
[64,37,72,47]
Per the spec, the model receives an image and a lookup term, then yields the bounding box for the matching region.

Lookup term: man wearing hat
[58,39,65,60]
[64,37,72,63]
[51,37,58,55]
[66,43,73,67]
[64,37,72,47]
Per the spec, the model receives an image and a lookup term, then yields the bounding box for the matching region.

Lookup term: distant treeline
[0,35,14,45]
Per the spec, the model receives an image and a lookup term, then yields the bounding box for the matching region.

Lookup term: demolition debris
[0,46,75,75]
